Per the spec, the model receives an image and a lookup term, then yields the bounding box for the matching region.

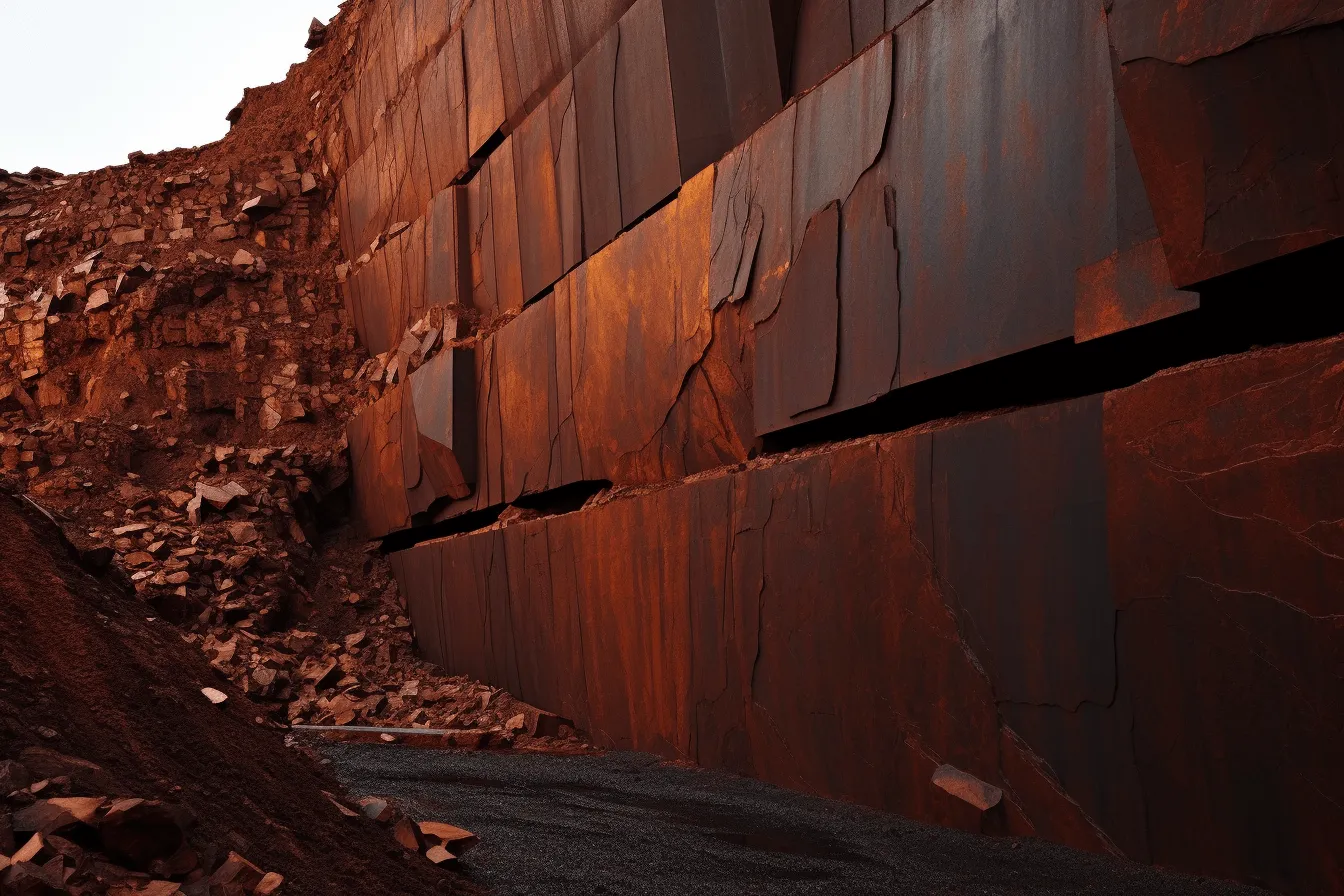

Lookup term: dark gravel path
[315,744,1267,895]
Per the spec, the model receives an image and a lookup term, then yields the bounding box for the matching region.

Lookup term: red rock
[256,871,284,895]
[110,228,146,246]
[18,748,117,794]
[0,856,66,895]
[12,802,78,837]
[931,765,1002,812]
[1108,0,1344,285]
[46,797,104,825]
[424,845,455,865]
[418,822,478,855]
[208,851,265,892]
[391,817,422,852]
[0,759,32,793]
[98,799,186,870]
[11,833,44,863]
[357,797,395,824]
[321,791,360,818]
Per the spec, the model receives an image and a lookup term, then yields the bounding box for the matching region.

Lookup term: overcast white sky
[0,1,342,176]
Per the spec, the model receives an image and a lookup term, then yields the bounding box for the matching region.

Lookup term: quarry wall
[328,1,1344,891]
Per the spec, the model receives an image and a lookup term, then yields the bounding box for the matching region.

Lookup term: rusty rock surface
[392,336,1344,894]
[1108,1,1344,286]
[337,0,784,357]
[337,0,1321,443]
[349,167,754,538]
[322,3,1344,893]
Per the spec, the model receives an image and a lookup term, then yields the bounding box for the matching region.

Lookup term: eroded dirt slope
[0,496,472,894]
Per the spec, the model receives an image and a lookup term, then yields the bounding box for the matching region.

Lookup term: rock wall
[331,0,1344,891]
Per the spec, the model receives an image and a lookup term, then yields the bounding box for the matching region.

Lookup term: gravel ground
[315,743,1269,895]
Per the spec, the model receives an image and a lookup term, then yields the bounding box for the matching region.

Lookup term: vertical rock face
[331,1,1344,891]
[390,340,1344,893]
[1107,0,1344,285]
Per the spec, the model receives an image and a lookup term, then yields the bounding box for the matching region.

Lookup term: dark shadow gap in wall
[766,236,1344,453]
[380,238,1344,549]
[381,480,613,554]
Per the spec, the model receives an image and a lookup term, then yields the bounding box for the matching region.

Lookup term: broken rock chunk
[0,758,32,793]
[322,791,360,818]
[47,797,105,825]
[12,801,80,836]
[306,17,328,49]
[208,851,266,893]
[110,228,146,246]
[228,521,260,545]
[242,192,283,219]
[930,764,1003,812]
[19,747,118,795]
[391,817,423,852]
[11,833,45,863]
[424,845,455,866]
[418,822,478,855]
[256,871,285,895]
[0,855,66,894]
[111,882,181,896]
[357,797,395,824]
[195,480,248,511]
[99,799,186,870]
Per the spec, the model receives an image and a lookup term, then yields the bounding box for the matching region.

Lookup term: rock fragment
[418,821,478,855]
[357,797,395,823]
[424,845,455,865]
[110,228,146,246]
[99,799,186,870]
[306,17,328,49]
[0,854,65,893]
[12,801,79,836]
[930,764,1002,812]
[391,817,423,852]
[0,759,31,793]
[208,851,265,892]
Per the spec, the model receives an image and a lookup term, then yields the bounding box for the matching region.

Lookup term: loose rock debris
[346,796,479,869]
[0,14,586,752]
[0,748,283,895]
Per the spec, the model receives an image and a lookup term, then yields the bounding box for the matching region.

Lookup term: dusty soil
[0,494,475,895]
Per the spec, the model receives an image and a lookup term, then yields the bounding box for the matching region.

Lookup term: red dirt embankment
[0,495,473,895]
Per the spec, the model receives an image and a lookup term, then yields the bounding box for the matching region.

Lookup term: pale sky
[0,1,343,176]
